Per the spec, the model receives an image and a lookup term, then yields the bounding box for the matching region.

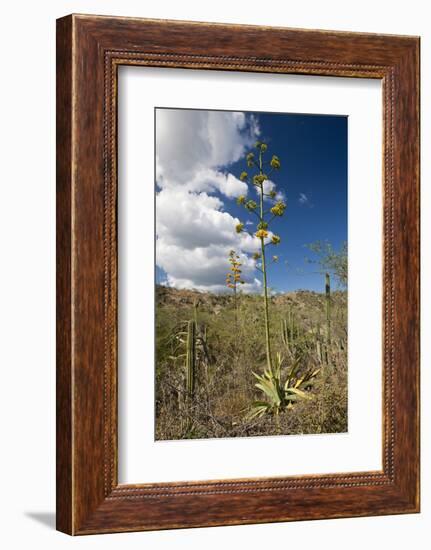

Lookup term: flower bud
[245,200,257,211]
[270,155,281,169]
[255,229,269,239]
[270,201,286,216]
[253,174,268,185]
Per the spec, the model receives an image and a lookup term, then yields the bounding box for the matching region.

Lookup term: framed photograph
[56,14,420,535]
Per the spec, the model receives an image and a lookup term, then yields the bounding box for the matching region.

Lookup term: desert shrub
[155,286,348,440]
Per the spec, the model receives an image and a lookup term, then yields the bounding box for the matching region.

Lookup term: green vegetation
[155,285,347,440]
[307,241,348,288]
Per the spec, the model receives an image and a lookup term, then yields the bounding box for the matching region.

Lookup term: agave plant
[248,353,320,419]
[236,142,284,374]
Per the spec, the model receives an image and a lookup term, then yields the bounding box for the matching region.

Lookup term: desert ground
[155,285,348,440]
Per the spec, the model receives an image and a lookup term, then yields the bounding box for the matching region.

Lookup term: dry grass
[155,285,347,440]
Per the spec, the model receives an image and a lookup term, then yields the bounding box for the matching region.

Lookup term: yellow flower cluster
[253,174,268,186]
[226,249,244,289]
[270,155,281,169]
[246,152,255,167]
[236,195,246,205]
[239,171,248,182]
[235,223,244,233]
[255,229,269,239]
[270,201,286,217]
[271,234,281,245]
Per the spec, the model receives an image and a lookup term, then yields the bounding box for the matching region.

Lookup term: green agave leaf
[247,403,269,419]
[300,367,321,383]
[254,409,267,419]
[255,382,280,404]
[252,371,265,383]
[287,387,312,400]
[258,379,282,402]
[285,359,301,386]
[252,401,271,408]
[263,368,273,379]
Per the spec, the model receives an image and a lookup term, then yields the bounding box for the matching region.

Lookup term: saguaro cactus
[281,318,289,348]
[288,307,296,341]
[325,272,331,346]
[185,319,196,398]
[193,299,200,330]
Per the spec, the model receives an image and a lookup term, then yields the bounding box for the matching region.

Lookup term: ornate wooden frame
[56,14,420,535]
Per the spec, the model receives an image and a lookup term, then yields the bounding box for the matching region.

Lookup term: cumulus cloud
[155,108,265,292]
[156,109,259,190]
[187,169,248,198]
[157,241,261,293]
[156,189,233,249]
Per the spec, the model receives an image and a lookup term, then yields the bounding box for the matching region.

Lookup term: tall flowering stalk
[226,250,244,317]
[236,142,284,373]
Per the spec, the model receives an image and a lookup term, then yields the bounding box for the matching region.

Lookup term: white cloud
[156,188,233,249]
[155,108,264,292]
[187,169,248,198]
[298,192,313,207]
[156,109,259,191]
[157,240,261,293]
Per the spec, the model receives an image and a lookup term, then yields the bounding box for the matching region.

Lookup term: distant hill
[156,285,347,334]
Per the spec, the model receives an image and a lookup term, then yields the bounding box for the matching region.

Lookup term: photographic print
[155,107,347,441]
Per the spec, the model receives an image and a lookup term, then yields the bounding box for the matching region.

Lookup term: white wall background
[0,1,427,548]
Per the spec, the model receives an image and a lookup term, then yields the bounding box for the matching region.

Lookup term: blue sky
[155,108,347,294]
[224,112,347,292]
